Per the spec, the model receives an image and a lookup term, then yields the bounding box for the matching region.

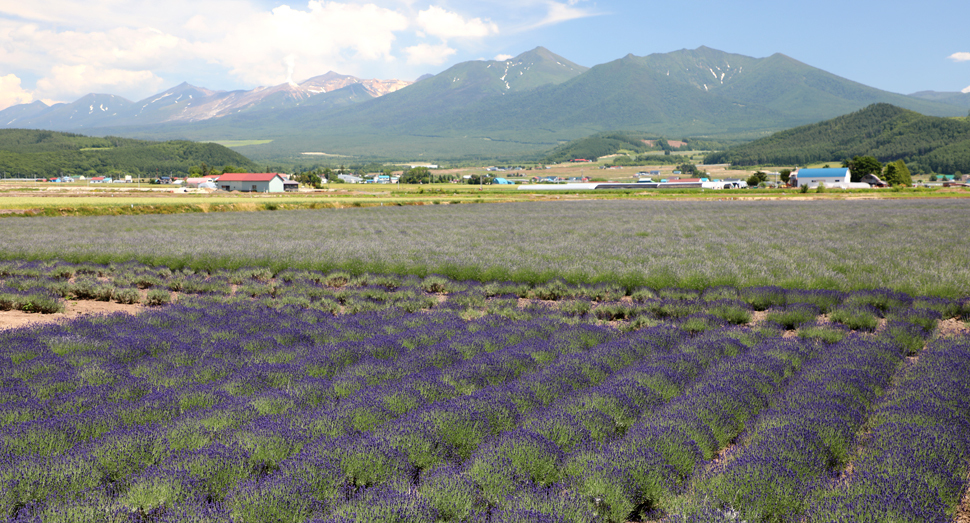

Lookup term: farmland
[1,198,970,522]
[2,199,970,296]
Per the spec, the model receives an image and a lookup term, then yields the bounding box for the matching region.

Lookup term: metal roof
[796,168,850,178]
[216,173,283,182]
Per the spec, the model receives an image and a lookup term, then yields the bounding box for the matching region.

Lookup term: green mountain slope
[97,47,592,161]
[191,51,786,162]
[631,47,963,120]
[440,53,786,138]
[299,46,588,126]
[703,103,970,173]
[182,47,965,162]
[0,129,258,177]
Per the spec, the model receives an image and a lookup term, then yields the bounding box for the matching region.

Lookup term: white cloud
[521,0,598,30]
[405,43,456,65]
[0,21,183,102]
[1,2,415,98]
[950,52,970,62]
[193,1,410,86]
[0,0,595,103]
[494,54,513,61]
[3,24,185,71]
[416,6,498,40]
[0,74,33,110]
[35,65,163,99]
[962,85,970,94]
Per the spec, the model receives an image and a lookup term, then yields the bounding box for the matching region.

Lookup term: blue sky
[1,0,968,110]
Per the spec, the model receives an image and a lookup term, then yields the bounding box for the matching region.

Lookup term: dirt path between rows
[0,300,145,331]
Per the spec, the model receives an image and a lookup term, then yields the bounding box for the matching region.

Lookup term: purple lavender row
[219,326,689,522]
[298,328,757,521]
[533,336,820,522]
[0,301,594,458]
[0,301,614,519]
[5,259,967,321]
[290,321,619,441]
[0,298,670,520]
[805,338,970,522]
[368,325,683,467]
[688,335,904,522]
[408,329,758,521]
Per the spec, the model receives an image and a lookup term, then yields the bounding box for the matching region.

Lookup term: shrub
[798,323,848,344]
[630,288,657,302]
[114,287,141,305]
[145,289,172,306]
[21,293,65,314]
[740,286,787,311]
[706,300,753,325]
[528,280,574,301]
[421,275,462,294]
[766,304,820,330]
[829,305,880,331]
[559,299,592,316]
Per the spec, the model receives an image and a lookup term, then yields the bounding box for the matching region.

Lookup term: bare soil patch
[0,300,145,331]
[956,471,970,523]
[936,318,969,338]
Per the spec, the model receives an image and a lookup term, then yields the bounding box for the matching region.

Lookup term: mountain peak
[511,46,586,71]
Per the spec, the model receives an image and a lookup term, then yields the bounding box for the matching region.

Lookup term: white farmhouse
[793,168,852,189]
[216,173,286,193]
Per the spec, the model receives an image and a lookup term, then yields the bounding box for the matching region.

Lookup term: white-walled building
[793,168,852,189]
[216,173,286,193]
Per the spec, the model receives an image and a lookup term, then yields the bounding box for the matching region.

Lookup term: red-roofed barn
[216,173,286,193]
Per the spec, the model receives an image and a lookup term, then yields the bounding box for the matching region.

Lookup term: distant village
[28,165,970,193]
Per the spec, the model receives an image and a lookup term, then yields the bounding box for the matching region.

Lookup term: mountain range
[2,46,967,163]
[1,73,410,130]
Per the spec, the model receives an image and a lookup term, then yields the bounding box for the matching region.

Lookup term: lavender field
[1,259,969,522]
[2,199,970,296]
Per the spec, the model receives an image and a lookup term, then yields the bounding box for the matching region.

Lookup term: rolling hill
[0,129,258,177]
[702,103,970,174]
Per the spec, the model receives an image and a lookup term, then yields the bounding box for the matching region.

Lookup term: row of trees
[843,156,912,186]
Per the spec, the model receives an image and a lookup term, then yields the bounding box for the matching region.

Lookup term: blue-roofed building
[793,168,851,189]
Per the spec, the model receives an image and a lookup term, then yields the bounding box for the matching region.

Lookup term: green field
[2,199,970,296]
[2,195,969,523]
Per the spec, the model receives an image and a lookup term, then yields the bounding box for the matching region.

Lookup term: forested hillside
[704,104,970,173]
[0,129,257,177]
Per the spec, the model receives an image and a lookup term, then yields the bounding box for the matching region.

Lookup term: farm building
[338,174,363,184]
[793,168,852,189]
[216,173,286,193]
[185,176,220,188]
